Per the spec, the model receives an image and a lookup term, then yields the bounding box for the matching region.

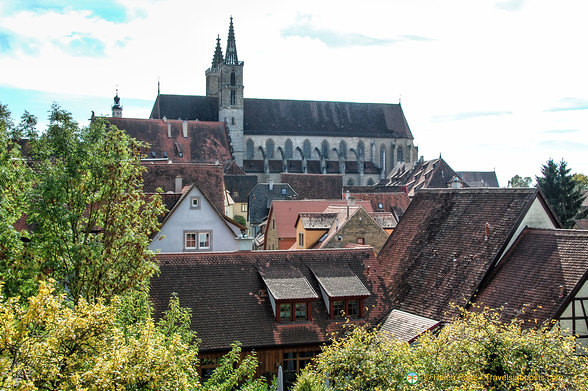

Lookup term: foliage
[26,104,166,303]
[0,104,36,299]
[294,308,587,391]
[536,158,587,228]
[507,174,532,188]
[0,280,200,390]
[573,173,588,190]
[234,214,247,227]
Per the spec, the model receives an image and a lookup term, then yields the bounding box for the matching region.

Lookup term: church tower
[211,17,245,166]
[112,89,122,118]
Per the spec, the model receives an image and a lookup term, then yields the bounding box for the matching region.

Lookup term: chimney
[269,180,274,191]
[182,120,188,138]
[167,122,172,138]
[175,176,183,193]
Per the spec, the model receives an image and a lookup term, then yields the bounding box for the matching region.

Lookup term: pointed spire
[225,16,239,65]
[211,35,224,69]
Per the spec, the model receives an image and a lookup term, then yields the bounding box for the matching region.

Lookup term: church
[112,17,418,186]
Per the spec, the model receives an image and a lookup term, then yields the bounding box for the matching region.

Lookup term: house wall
[559,279,588,350]
[498,197,557,264]
[295,224,328,249]
[150,187,239,252]
[265,213,279,250]
[322,209,389,254]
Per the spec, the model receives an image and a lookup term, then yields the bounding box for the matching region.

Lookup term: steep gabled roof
[377,188,542,323]
[224,175,258,203]
[472,228,588,326]
[106,117,232,164]
[281,173,343,200]
[268,200,373,242]
[457,171,500,188]
[141,163,226,214]
[385,158,464,196]
[150,95,413,139]
[346,191,410,219]
[151,248,391,352]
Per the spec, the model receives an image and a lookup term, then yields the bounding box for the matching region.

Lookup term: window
[233,190,239,198]
[295,303,307,320]
[357,238,365,245]
[281,188,287,195]
[285,139,293,158]
[241,203,248,212]
[332,298,363,319]
[397,146,404,163]
[298,232,304,247]
[185,233,197,249]
[199,232,210,249]
[283,351,318,388]
[339,140,347,159]
[357,141,365,160]
[230,90,236,105]
[321,140,329,159]
[246,139,254,159]
[266,139,275,159]
[303,139,311,159]
[185,231,212,251]
[347,300,359,317]
[230,70,236,86]
[280,303,292,321]
[190,196,201,209]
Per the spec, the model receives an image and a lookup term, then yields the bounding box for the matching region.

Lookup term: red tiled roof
[347,192,410,219]
[269,199,374,241]
[377,188,542,323]
[472,228,588,326]
[106,117,232,164]
[141,163,226,214]
[151,249,391,351]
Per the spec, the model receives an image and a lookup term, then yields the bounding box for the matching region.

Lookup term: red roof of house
[151,248,391,352]
[269,199,374,241]
[472,228,588,326]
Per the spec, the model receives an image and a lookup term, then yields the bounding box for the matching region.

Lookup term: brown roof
[151,249,391,352]
[151,94,414,139]
[381,310,441,343]
[141,163,226,214]
[384,158,464,196]
[377,188,546,323]
[268,199,374,242]
[347,191,410,219]
[281,173,343,200]
[106,117,232,164]
[472,228,588,326]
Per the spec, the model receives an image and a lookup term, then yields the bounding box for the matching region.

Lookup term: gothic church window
[303,140,311,159]
[339,141,347,159]
[230,90,236,105]
[397,146,404,163]
[266,139,275,159]
[246,139,254,159]
[230,70,236,86]
[357,141,365,160]
[285,139,293,159]
[321,140,329,159]
[380,145,386,170]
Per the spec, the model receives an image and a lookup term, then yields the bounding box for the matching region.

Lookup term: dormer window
[311,266,370,319]
[260,272,319,323]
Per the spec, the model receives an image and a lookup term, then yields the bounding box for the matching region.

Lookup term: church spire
[211,35,224,69]
[225,16,239,65]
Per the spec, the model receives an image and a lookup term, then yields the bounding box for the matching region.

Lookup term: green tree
[294,308,587,391]
[573,173,588,190]
[0,104,36,299]
[24,104,166,303]
[536,159,587,228]
[234,214,247,227]
[508,174,532,188]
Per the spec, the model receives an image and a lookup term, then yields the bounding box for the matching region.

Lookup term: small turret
[225,16,239,65]
[211,35,224,69]
[112,89,122,118]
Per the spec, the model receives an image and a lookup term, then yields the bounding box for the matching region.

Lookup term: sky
[1,0,587,187]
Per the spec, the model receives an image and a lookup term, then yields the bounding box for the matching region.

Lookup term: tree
[508,174,532,188]
[536,159,587,228]
[0,104,36,299]
[573,173,588,190]
[294,308,587,391]
[27,104,166,303]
